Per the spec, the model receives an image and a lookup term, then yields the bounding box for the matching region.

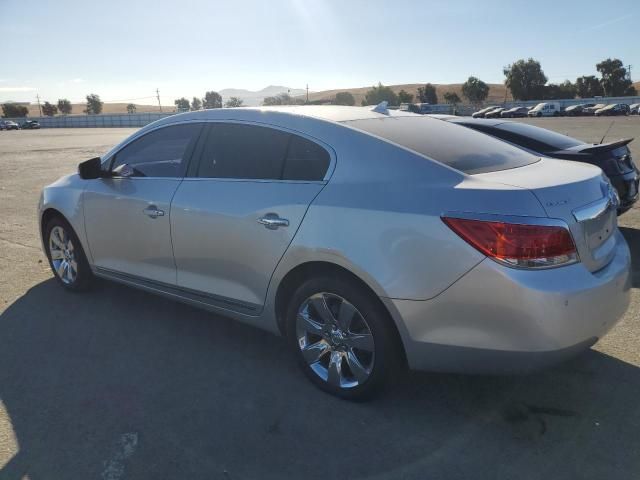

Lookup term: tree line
[173,91,245,111]
[343,57,635,108]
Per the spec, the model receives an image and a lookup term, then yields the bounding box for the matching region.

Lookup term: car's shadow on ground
[4,221,640,479]
[1,276,640,479]
[620,226,640,287]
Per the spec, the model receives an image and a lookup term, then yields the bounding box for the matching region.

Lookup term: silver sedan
[39,106,631,400]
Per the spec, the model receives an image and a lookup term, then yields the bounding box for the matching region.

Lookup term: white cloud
[72,78,85,83]
[0,87,36,92]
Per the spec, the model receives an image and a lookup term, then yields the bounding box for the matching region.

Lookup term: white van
[528,102,561,117]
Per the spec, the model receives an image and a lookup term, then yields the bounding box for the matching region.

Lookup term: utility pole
[36,94,42,116]
[306,84,309,104]
[156,88,162,112]
[626,65,632,82]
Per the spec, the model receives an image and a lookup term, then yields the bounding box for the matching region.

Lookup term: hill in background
[20,81,640,116]
[300,83,512,105]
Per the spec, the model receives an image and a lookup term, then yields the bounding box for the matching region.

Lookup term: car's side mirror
[78,157,104,179]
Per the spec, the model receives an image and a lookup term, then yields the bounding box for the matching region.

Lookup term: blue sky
[1,0,638,104]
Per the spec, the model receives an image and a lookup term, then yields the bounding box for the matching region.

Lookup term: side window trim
[186,120,336,183]
[105,122,205,179]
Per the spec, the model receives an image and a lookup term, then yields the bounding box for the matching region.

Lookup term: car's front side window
[111,123,201,178]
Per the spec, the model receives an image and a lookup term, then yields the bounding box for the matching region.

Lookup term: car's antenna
[599,120,615,144]
[371,101,389,115]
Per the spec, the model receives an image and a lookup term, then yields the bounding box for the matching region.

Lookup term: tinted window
[196,123,330,181]
[197,124,289,179]
[345,117,539,174]
[282,135,330,181]
[494,122,582,150]
[112,124,201,177]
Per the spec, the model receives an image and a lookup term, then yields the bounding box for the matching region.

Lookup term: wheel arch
[273,260,408,368]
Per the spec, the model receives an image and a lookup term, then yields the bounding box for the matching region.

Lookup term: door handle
[143,206,165,219]
[258,213,289,230]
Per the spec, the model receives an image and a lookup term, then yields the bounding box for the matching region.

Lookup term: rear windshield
[495,122,582,150]
[344,116,540,174]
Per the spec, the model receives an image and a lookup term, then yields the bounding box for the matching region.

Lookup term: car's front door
[170,122,332,313]
[83,123,202,284]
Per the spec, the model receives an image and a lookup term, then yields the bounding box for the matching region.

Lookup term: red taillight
[442,217,578,268]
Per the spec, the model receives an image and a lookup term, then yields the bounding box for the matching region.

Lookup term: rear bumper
[610,170,639,213]
[384,230,631,373]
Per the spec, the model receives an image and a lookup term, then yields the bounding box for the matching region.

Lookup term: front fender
[39,174,91,262]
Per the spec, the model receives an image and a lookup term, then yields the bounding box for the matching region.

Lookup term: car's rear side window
[282,135,330,181]
[195,123,330,181]
[344,117,540,174]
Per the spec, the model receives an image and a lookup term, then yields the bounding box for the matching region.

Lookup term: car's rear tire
[44,216,93,291]
[285,275,400,401]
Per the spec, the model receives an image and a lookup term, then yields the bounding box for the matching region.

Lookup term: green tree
[596,58,636,96]
[417,83,437,104]
[174,97,190,111]
[575,75,604,98]
[126,103,137,114]
[503,58,547,100]
[191,97,202,110]
[224,96,244,107]
[203,91,222,109]
[461,76,490,105]
[397,90,414,104]
[363,83,398,106]
[42,101,58,116]
[544,81,577,100]
[57,98,72,114]
[84,94,103,114]
[334,91,355,106]
[443,92,461,105]
[2,104,29,117]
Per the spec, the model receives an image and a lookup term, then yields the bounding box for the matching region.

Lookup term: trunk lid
[475,158,618,272]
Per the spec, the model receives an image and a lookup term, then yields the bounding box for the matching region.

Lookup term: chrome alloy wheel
[296,292,375,389]
[49,225,78,285]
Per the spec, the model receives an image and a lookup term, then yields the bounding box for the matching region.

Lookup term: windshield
[495,122,583,149]
[344,116,540,174]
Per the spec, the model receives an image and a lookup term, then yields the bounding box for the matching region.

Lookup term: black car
[21,120,41,129]
[444,118,639,214]
[484,107,506,118]
[594,104,630,117]
[500,106,529,118]
[564,103,595,116]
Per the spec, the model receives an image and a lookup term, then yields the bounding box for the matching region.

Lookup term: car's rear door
[83,123,203,285]
[170,122,332,314]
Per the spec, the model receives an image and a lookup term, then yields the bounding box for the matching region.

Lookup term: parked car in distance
[471,106,500,118]
[0,120,20,130]
[444,117,639,214]
[39,106,631,400]
[500,106,529,118]
[399,103,435,114]
[583,103,607,116]
[630,103,640,115]
[527,102,561,117]
[484,107,506,118]
[21,120,41,129]
[594,104,630,117]
[564,103,595,116]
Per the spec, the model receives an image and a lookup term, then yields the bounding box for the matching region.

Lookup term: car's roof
[159,105,418,125]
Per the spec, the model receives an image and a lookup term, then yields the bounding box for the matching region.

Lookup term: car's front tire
[44,216,93,291]
[285,275,401,401]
